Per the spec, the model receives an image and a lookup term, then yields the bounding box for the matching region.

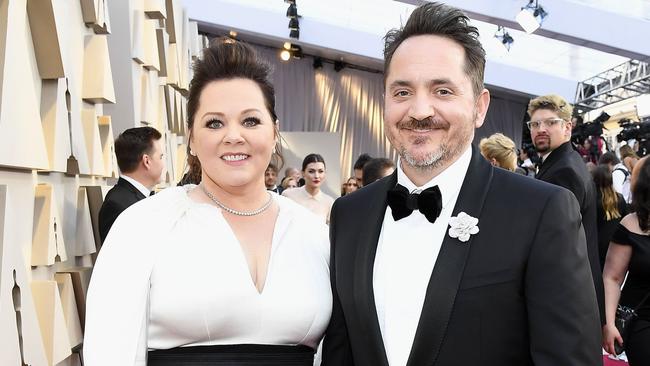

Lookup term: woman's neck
[200,175,269,211]
[305,185,320,196]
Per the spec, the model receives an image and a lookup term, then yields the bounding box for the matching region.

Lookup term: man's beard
[394,115,473,172]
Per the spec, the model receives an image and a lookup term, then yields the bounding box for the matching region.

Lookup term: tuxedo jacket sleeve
[525,187,600,365]
[322,199,355,366]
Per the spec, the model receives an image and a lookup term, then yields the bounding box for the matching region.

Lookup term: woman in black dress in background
[602,156,650,365]
[592,164,628,268]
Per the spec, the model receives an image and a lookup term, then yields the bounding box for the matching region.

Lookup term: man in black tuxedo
[98,127,165,243]
[529,94,605,323]
[322,3,601,366]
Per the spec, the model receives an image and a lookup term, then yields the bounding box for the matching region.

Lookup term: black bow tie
[387,184,442,223]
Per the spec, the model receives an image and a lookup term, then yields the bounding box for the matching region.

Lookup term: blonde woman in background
[620,144,640,172]
[479,133,518,171]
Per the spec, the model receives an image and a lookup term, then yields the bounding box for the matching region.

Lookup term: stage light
[516,0,548,34]
[494,26,514,51]
[292,45,303,59]
[289,18,299,31]
[334,61,346,72]
[286,3,298,18]
[283,42,292,50]
[280,50,291,61]
[229,30,238,38]
[313,57,323,69]
[290,29,299,39]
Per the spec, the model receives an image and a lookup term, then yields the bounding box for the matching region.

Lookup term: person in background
[353,153,373,187]
[361,158,396,186]
[84,38,331,366]
[281,176,297,191]
[620,144,640,173]
[478,133,517,171]
[519,147,535,176]
[98,126,165,244]
[265,163,283,194]
[602,156,650,365]
[284,166,301,182]
[592,164,627,268]
[341,177,359,196]
[283,153,335,224]
[530,93,604,324]
[600,151,631,204]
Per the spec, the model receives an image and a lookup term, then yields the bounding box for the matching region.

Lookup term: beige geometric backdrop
[0,0,203,364]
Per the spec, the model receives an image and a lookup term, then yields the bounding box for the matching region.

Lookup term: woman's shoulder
[620,213,649,236]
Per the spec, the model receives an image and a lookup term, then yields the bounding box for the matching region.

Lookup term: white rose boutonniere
[448,212,479,242]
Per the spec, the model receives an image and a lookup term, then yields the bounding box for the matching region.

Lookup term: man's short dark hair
[266,163,278,173]
[362,158,396,186]
[383,2,486,97]
[598,151,620,166]
[114,127,162,174]
[353,153,373,171]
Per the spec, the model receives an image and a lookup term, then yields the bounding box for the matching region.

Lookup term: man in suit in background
[265,163,283,194]
[98,127,165,243]
[322,3,600,366]
[530,94,605,323]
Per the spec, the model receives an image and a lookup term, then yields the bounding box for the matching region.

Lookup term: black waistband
[148,344,315,366]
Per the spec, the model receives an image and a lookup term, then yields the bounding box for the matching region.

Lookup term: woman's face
[303,162,326,189]
[283,178,297,189]
[344,178,359,194]
[190,78,276,189]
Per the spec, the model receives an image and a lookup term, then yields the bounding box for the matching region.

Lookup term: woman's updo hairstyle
[185,37,282,183]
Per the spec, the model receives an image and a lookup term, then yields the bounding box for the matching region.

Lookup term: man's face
[529,109,571,154]
[264,168,277,188]
[147,139,165,184]
[384,35,489,172]
[354,168,363,186]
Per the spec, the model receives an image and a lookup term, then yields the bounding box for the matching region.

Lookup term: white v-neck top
[83,186,331,365]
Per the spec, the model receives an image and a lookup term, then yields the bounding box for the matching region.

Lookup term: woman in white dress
[282,154,335,224]
[83,38,332,365]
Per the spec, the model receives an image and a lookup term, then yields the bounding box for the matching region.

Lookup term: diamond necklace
[199,184,273,216]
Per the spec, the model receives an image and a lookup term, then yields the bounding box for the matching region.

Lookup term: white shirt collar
[121,175,151,197]
[396,146,472,210]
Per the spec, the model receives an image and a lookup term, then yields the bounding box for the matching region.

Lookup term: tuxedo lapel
[354,172,396,366]
[406,146,493,366]
[535,141,572,179]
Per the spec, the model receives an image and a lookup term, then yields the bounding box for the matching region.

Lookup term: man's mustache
[396,117,449,130]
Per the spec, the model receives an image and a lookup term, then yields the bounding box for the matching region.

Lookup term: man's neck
[401,147,469,187]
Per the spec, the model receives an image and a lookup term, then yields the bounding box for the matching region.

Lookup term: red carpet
[603,355,628,365]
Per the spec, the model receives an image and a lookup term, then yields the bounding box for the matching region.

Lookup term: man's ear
[142,153,151,170]
[474,88,491,129]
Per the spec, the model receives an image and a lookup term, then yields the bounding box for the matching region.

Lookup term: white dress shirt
[121,174,151,197]
[373,147,471,366]
[611,163,631,203]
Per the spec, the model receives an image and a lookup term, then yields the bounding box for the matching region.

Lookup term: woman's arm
[601,233,633,354]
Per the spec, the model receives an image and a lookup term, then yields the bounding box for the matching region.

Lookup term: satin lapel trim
[406,147,493,366]
[353,172,396,366]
